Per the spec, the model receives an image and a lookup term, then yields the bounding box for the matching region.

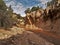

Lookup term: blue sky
[3,0,51,17]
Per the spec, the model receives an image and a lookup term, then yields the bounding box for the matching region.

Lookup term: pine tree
[0,0,17,29]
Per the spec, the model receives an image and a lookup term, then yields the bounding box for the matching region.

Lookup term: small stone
[5,35,8,38]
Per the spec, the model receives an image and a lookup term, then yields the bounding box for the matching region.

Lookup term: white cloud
[3,0,52,17]
[12,2,26,16]
[38,0,52,4]
[37,0,52,9]
[4,0,26,17]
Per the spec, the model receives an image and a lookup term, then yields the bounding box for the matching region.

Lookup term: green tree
[31,6,40,12]
[0,0,17,29]
[0,0,7,11]
[31,6,37,12]
[17,14,22,19]
[25,8,31,14]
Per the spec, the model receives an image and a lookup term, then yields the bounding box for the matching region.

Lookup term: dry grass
[0,26,25,39]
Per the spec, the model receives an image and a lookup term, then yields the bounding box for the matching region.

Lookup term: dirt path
[0,31,54,45]
[26,28,60,45]
[0,27,59,45]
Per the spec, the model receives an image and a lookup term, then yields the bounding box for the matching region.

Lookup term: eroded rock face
[0,31,54,45]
